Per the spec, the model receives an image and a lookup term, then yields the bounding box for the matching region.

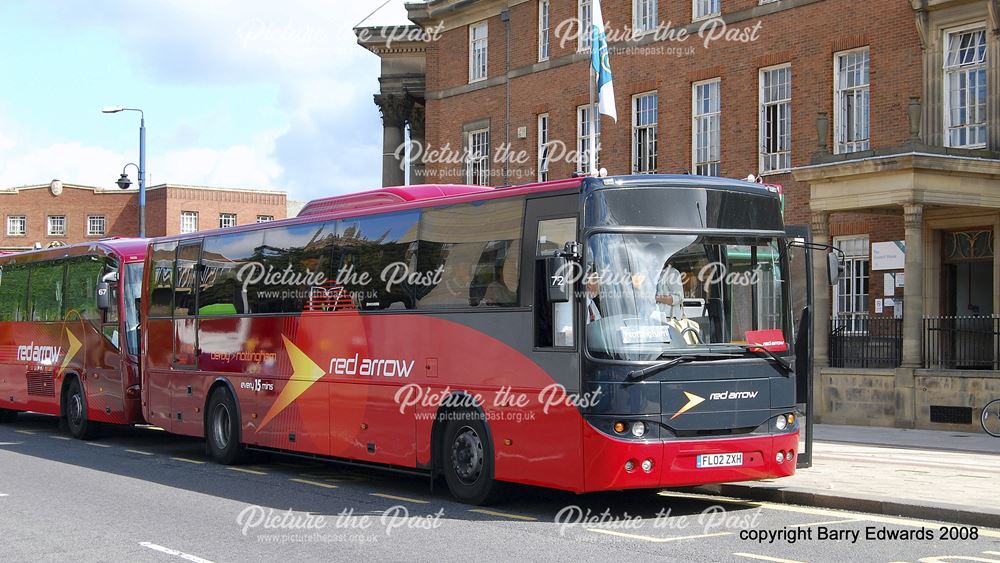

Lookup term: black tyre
[65,378,98,440]
[982,399,1000,438]
[0,409,17,423]
[206,387,245,464]
[441,411,504,505]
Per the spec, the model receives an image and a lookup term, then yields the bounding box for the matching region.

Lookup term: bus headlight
[631,422,647,438]
[775,415,787,431]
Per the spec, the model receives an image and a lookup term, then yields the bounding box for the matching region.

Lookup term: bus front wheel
[65,378,97,440]
[206,387,245,465]
[441,413,504,505]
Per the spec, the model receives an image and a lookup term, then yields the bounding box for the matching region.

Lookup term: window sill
[692,13,721,23]
[468,77,487,85]
[758,168,791,177]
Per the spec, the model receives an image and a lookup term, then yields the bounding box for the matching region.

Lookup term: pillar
[408,102,426,185]
[811,211,831,368]
[901,203,925,368]
[374,93,411,187]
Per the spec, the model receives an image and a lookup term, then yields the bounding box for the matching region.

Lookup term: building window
[833,236,870,331]
[632,92,658,174]
[257,215,274,223]
[693,78,721,176]
[469,21,488,83]
[180,211,199,234]
[47,216,66,236]
[694,0,720,20]
[87,215,106,236]
[538,113,550,182]
[759,64,792,173]
[577,104,600,173]
[578,0,592,52]
[834,48,870,154]
[219,213,237,229]
[634,0,657,34]
[466,128,490,186]
[538,1,550,62]
[944,26,987,148]
[6,216,26,236]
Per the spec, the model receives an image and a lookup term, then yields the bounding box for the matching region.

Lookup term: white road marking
[290,478,337,489]
[227,467,267,475]
[139,542,215,563]
[0,441,23,446]
[50,435,71,441]
[85,442,111,448]
[125,449,155,456]
[919,556,1000,562]
[0,493,8,497]
[14,430,35,435]
[587,529,731,543]
[171,457,205,465]
[468,508,537,521]
[734,553,806,563]
[370,493,429,504]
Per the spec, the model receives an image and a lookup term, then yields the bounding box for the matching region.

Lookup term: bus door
[786,225,814,468]
[522,195,584,482]
[170,240,202,435]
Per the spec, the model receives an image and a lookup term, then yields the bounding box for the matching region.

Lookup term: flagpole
[589,63,597,176]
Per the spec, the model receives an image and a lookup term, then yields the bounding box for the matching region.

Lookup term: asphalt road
[1,413,998,563]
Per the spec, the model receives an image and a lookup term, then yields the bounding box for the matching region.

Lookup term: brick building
[0,181,287,252]
[359,0,1000,430]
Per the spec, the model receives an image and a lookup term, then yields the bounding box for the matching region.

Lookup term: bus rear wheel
[441,413,504,505]
[0,410,17,423]
[206,387,245,465]
[65,378,97,440]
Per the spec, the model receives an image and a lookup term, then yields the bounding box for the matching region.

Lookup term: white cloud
[10,0,412,200]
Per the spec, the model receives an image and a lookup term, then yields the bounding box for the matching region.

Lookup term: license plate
[696,452,743,468]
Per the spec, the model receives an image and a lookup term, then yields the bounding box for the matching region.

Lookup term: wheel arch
[204,376,242,438]
[429,392,494,476]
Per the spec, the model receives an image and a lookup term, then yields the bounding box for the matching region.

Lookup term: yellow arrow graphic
[670,391,705,420]
[59,328,83,374]
[256,336,327,433]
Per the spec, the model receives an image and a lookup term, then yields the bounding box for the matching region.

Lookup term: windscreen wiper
[626,353,740,382]
[743,345,793,376]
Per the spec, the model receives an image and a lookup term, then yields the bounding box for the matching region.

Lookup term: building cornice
[792,152,1000,183]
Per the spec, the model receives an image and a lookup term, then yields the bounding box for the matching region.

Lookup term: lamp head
[116,173,132,190]
[102,106,124,114]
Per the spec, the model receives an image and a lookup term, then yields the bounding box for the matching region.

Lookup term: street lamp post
[102,106,146,237]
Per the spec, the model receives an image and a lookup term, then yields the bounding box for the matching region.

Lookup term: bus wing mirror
[827,252,843,286]
[544,256,571,303]
[96,282,112,310]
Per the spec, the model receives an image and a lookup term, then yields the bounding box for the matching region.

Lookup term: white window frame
[87,215,106,237]
[180,211,199,234]
[692,78,721,176]
[47,215,66,237]
[537,113,550,182]
[759,63,792,174]
[466,128,490,186]
[632,92,658,174]
[538,0,550,62]
[578,0,592,52]
[693,0,720,21]
[577,104,599,173]
[833,47,871,154]
[633,0,657,35]
[469,21,488,83]
[219,213,237,229]
[832,235,871,332]
[257,215,274,223]
[943,23,988,149]
[6,215,26,237]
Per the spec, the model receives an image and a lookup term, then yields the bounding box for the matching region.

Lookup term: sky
[0,0,412,202]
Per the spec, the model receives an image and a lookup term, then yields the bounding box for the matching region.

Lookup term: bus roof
[0,238,149,265]
[150,175,780,244]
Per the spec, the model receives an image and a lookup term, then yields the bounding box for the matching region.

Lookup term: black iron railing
[923,315,1000,370]
[829,314,903,368]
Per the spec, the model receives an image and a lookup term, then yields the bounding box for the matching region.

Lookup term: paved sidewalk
[694,424,1000,527]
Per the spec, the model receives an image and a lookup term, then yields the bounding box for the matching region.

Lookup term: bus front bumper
[582,424,799,492]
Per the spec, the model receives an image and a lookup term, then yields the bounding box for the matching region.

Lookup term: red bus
[142,175,826,504]
[0,239,147,438]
